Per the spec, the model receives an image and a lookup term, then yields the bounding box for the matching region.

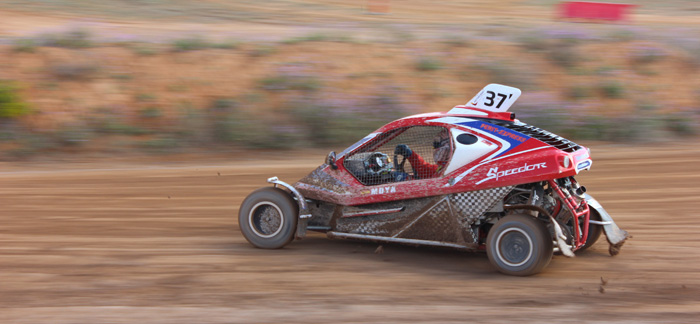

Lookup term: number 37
[484,91,513,109]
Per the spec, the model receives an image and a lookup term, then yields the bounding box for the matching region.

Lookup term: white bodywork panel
[428,116,513,165]
[445,107,489,116]
[443,129,495,175]
[451,84,522,113]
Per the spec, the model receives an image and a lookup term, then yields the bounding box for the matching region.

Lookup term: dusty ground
[1,144,699,323]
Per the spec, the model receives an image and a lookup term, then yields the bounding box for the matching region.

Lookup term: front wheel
[486,214,553,276]
[238,187,298,249]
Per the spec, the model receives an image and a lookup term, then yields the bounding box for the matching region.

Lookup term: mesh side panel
[396,198,464,243]
[343,126,450,185]
[334,197,439,236]
[335,210,404,236]
[450,186,514,225]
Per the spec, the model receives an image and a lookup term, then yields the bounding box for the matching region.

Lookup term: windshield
[337,132,380,159]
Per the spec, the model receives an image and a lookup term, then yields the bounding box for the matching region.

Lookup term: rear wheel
[239,187,298,249]
[486,214,553,276]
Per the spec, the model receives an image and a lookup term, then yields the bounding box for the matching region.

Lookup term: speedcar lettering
[370,186,396,195]
[478,123,527,143]
[477,162,547,184]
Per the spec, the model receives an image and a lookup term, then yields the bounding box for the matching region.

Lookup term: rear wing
[449,84,522,114]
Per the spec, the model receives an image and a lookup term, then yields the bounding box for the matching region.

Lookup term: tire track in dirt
[1,145,700,323]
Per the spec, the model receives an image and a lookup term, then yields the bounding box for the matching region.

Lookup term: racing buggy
[238,84,629,276]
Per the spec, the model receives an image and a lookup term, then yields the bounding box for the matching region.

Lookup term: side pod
[584,194,630,256]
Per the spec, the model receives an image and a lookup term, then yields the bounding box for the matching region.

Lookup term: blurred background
[3,2,700,323]
[0,0,698,159]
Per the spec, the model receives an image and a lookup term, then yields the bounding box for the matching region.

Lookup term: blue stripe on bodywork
[457,121,531,157]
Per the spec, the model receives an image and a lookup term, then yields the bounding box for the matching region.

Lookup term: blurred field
[2,144,700,323]
[1,0,700,25]
[1,0,700,159]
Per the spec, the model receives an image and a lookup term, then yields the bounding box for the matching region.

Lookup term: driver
[394,129,451,179]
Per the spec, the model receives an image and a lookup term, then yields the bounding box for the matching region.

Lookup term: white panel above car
[452,84,522,113]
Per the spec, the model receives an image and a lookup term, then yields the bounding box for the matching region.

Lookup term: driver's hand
[394,144,413,157]
[393,171,409,182]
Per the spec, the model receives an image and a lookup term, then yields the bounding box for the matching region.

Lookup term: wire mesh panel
[396,197,466,243]
[344,126,451,185]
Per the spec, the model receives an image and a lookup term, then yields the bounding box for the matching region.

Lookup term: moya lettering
[370,186,397,195]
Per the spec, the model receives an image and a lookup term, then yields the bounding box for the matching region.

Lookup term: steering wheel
[393,153,406,174]
[393,144,414,181]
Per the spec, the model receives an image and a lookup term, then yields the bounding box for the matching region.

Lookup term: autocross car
[238,84,629,276]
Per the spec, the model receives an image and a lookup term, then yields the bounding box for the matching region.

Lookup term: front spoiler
[584,194,630,256]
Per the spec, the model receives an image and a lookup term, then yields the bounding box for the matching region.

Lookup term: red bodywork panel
[294,107,591,206]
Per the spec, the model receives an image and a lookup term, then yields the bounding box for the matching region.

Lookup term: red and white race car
[238,84,629,276]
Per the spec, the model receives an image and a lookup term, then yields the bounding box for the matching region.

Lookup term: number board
[466,84,522,113]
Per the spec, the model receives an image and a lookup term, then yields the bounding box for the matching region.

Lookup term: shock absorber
[549,177,591,250]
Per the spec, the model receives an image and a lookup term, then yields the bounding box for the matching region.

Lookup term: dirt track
[1,145,700,323]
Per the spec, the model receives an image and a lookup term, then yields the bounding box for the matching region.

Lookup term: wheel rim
[248,202,284,238]
[495,228,533,267]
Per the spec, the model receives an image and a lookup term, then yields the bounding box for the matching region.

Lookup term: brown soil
[1,144,699,323]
